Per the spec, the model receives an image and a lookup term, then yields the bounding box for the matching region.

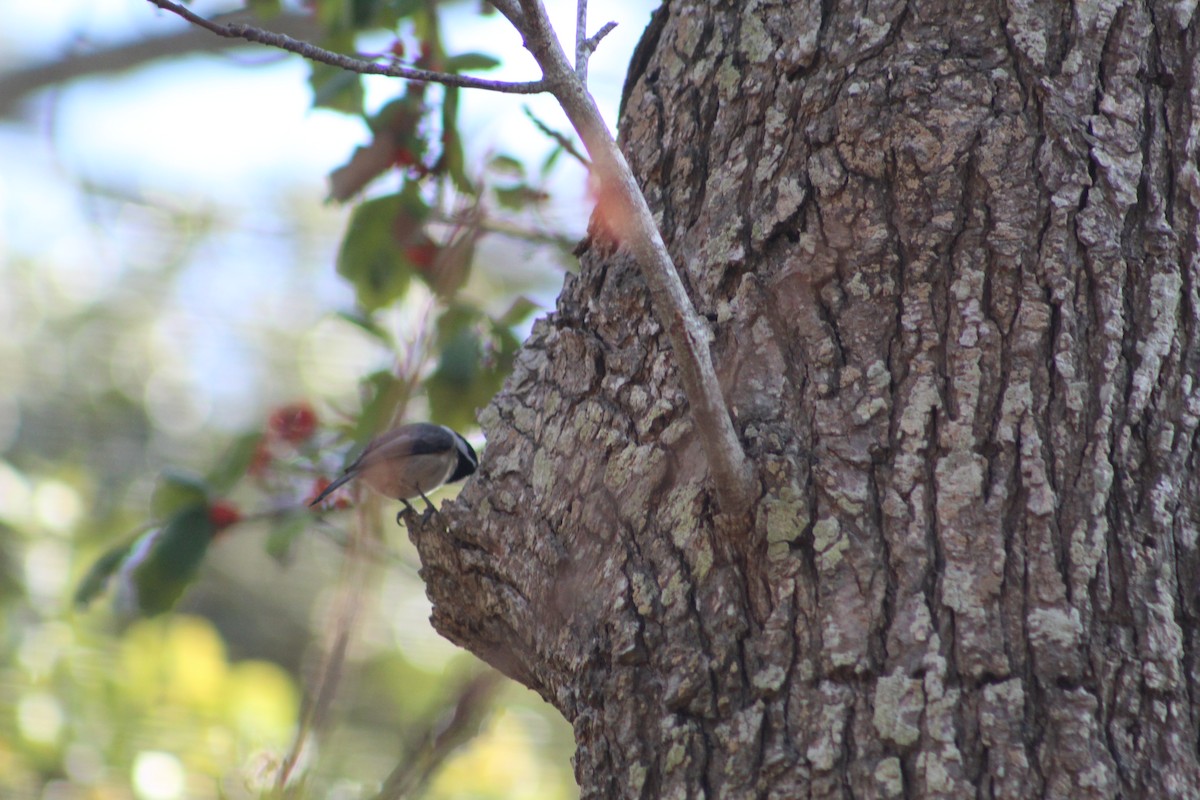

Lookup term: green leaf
[311,0,348,29]
[350,370,411,450]
[417,228,475,298]
[411,8,439,45]
[336,310,395,347]
[351,0,381,27]
[337,189,429,311]
[368,95,424,136]
[425,306,518,430]
[310,61,364,114]
[0,524,22,603]
[246,0,282,19]
[444,53,502,72]
[265,511,310,565]
[73,537,137,609]
[206,432,265,495]
[434,327,481,386]
[494,184,550,210]
[540,145,564,177]
[131,506,217,616]
[498,296,541,327]
[392,0,423,17]
[339,0,418,29]
[440,86,472,193]
[151,471,210,521]
[436,303,484,337]
[426,335,484,431]
[489,154,526,178]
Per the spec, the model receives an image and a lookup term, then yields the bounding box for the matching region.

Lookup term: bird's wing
[357,425,454,468]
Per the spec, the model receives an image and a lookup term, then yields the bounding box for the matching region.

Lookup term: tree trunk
[411,0,1200,796]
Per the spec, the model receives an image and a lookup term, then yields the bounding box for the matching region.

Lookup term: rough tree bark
[411,0,1200,797]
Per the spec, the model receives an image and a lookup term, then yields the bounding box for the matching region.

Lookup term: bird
[309,423,478,520]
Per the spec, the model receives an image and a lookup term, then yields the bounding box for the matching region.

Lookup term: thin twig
[277,500,379,792]
[148,0,755,511]
[145,0,546,94]
[0,10,320,118]
[372,671,504,800]
[574,0,588,81]
[432,211,577,251]
[581,22,619,63]
[512,0,756,512]
[523,106,590,168]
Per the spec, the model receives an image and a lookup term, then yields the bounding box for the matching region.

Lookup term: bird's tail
[309,471,355,507]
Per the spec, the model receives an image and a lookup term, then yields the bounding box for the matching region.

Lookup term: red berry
[269,402,318,444]
[247,437,273,477]
[394,147,418,168]
[208,501,241,530]
[405,242,439,270]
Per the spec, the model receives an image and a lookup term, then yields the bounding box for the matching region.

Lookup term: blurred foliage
[0,0,600,796]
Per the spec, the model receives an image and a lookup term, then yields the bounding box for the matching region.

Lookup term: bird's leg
[418,488,438,518]
[395,498,416,527]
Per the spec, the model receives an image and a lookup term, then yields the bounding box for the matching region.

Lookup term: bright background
[0,1,655,798]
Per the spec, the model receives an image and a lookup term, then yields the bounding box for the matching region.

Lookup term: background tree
[407,0,1200,797]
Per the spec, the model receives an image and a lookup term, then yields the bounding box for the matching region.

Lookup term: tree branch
[513,0,756,512]
[487,0,525,28]
[0,11,321,119]
[579,21,618,78]
[141,0,755,511]
[574,0,588,81]
[145,0,547,94]
[523,106,590,168]
[278,502,379,792]
[372,671,503,800]
[573,0,619,86]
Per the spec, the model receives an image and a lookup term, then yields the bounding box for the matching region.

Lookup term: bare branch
[511,1,757,512]
[136,0,754,511]
[145,0,547,95]
[580,21,619,66]
[278,502,379,792]
[372,671,503,800]
[575,0,588,81]
[517,0,545,30]
[523,106,590,168]
[487,0,525,28]
[573,0,617,85]
[0,11,322,119]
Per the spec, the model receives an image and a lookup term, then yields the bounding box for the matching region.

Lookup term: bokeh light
[132,750,186,800]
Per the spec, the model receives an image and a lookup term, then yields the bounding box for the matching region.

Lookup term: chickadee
[309,423,479,517]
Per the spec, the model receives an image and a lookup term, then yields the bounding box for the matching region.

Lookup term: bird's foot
[418,489,440,521]
[395,499,417,527]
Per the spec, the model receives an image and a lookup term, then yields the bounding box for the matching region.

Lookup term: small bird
[309,423,478,518]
